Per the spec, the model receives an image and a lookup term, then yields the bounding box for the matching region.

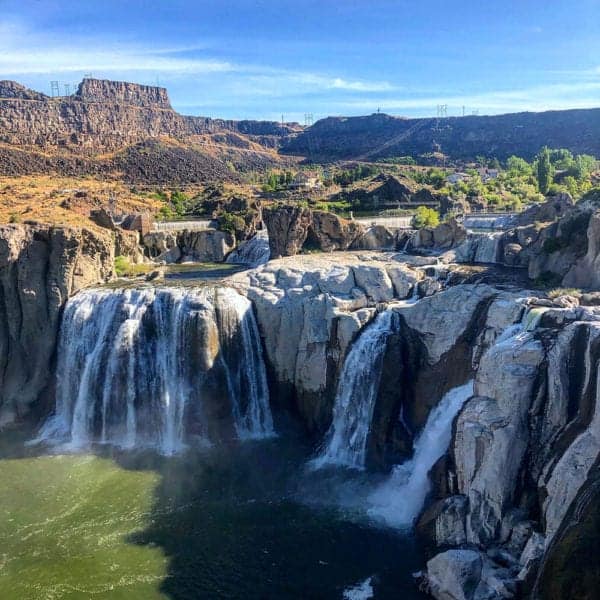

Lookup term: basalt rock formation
[0,223,114,425]
[231,252,428,431]
[143,229,236,263]
[0,78,300,181]
[264,205,404,258]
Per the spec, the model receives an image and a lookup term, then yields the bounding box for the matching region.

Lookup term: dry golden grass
[0,175,166,228]
[0,175,267,229]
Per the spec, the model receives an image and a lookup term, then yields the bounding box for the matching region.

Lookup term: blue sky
[1,0,600,122]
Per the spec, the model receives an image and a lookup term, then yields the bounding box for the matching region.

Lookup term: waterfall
[473,231,502,263]
[37,286,274,454]
[226,230,270,267]
[311,310,396,470]
[367,381,474,528]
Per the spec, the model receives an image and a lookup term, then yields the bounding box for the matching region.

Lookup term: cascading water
[226,230,270,267]
[37,286,274,454]
[473,231,502,263]
[311,310,396,470]
[367,381,474,528]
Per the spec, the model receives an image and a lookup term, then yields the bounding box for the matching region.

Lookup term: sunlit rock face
[0,224,114,425]
[230,252,430,433]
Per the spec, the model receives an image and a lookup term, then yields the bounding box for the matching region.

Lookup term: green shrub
[114,256,152,277]
[114,255,130,277]
[548,287,581,299]
[412,206,440,228]
[218,212,246,235]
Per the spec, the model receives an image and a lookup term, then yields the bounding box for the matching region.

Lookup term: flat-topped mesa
[75,78,172,109]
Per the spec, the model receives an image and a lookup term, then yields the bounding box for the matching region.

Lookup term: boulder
[308,210,364,251]
[507,194,574,228]
[263,205,312,258]
[142,229,235,263]
[417,495,468,547]
[89,207,118,230]
[426,550,483,600]
[353,225,395,250]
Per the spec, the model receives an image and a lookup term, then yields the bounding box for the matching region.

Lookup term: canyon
[1,201,600,597]
[2,76,600,599]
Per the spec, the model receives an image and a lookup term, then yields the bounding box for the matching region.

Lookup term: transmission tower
[50,81,60,97]
[304,113,314,127]
[63,83,71,96]
[436,104,448,118]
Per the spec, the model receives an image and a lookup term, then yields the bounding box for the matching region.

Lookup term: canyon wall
[282,109,600,161]
[0,78,299,151]
[0,224,114,425]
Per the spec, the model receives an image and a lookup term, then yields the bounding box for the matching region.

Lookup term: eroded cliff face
[0,78,298,152]
[0,224,114,425]
[416,303,600,599]
[230,254,600,598]
[231,252,432,431]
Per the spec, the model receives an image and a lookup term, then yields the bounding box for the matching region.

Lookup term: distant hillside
[0,78,301,182]
[281,109,600,162]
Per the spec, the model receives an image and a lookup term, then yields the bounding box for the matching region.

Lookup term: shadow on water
[118,433,427,600]
[1,424,427,599]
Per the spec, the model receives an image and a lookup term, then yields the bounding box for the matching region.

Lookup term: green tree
[570,154,597,182]
[536,147,554,195]
[412,206,440,228]
[549,148,574,170]
[506,155,532,176]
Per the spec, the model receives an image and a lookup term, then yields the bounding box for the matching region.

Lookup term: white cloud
[0,18,393,97]
[336,80,600,116]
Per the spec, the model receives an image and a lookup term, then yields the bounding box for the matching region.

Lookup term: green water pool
[0,433,426,599]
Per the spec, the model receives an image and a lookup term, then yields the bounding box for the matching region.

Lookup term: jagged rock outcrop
[0,78,299,151]
[0,224,114,425]
[263,206,312,258]
[142,229,235,263]
[0,78,300,181]
[231,252,428,431]
[263,206,364,258]
[420,303,600,599]
[506,193,574,228]
[77,78,172,108]
[411,218,468,251]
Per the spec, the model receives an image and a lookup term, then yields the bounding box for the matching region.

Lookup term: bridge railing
[151,220,214,232]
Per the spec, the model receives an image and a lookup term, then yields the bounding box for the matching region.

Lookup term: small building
[290,171,322,190]
[478,168,499,182]
[447,172,470,184]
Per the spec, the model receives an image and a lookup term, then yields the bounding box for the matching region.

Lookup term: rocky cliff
[2,220,600,597]
[0,78,300,181]
[282,109,600,162]
[0,78,299,151]
[229,254,600,598]
[0,224,114,425]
